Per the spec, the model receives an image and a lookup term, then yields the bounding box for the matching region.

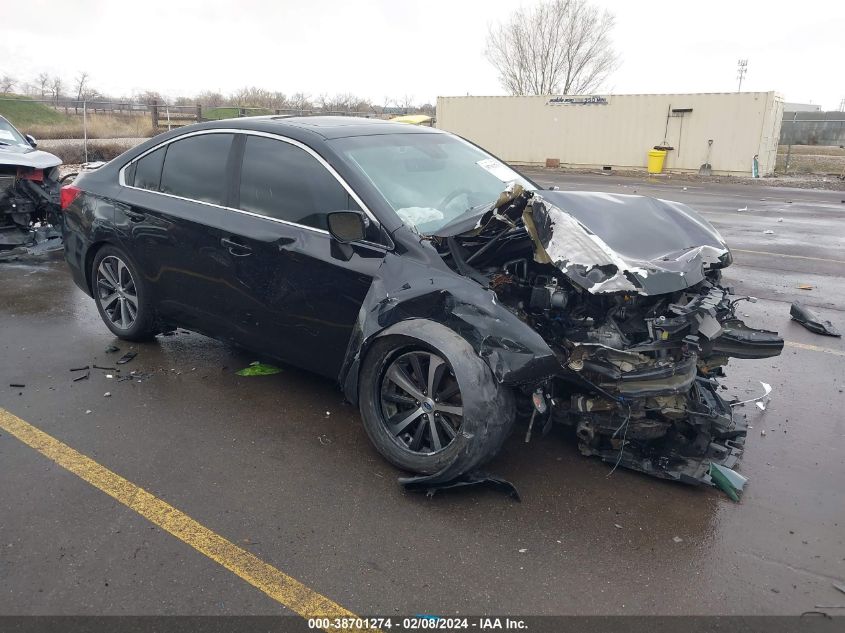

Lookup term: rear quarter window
[131,146,166,191]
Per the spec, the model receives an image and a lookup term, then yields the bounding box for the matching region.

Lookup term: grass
[25,114,156,140]
[0,94,155,139]
[46,140,133,164]
[776,144,845,175]
[0,94,69,126]
[203,107,274,120]
[777,144,845,156]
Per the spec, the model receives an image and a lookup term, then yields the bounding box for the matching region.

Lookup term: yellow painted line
[0,407,363,629]
[785,340,845,357]
[733,249,845,266]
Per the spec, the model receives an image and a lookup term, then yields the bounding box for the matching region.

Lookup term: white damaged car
[0,115,63,257]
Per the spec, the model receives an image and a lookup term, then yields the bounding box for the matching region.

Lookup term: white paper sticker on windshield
[477,158,520,183]
[0,130,16,141]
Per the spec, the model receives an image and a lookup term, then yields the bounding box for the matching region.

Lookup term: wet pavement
[1,173,843,616]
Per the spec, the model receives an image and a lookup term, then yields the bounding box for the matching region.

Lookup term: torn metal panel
[790,301,841,337]
[529,192,731,296]
[400,470,521,500]
[339,250,562,401]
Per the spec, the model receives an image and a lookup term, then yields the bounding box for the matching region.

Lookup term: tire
[91,245,157,341]
[358,329,515,476]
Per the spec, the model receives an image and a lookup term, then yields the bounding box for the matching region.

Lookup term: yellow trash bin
[647,149,668,174]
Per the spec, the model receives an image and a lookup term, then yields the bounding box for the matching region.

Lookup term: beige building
[436,92,784,176]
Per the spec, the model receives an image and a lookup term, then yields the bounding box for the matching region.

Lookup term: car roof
[199,115,443,140]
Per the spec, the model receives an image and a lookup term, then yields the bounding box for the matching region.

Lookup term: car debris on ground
[116,351,137,365]
[730,381,773,409]
[790,302,841,337]
[236,361,283,376]
[709,462,748,501]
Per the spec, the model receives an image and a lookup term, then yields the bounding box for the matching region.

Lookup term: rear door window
[238,135,359,230]
[159,133,234,205]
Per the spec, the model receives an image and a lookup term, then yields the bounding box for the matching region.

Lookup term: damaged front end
[432,187,783,488]
[0,118,63,260]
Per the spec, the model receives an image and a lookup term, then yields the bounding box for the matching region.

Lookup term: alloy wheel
[379,350,463,454]
[96,255,139,330]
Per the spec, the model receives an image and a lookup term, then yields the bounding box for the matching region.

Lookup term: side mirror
[25,134,37,148]
[327,210,366,243]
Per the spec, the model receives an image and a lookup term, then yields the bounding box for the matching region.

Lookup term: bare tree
[37,72,50,98]
[137,90,164,105]
[76,70,88,101]
[485,0,618,96]
[398,94,416,113]
[288,92,312,112]
[196,90,224,108]
[0,74,16,94]
[50,76,63,104]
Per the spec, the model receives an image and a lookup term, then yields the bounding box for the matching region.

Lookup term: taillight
[60,185,82,210]
[18,167,44,182]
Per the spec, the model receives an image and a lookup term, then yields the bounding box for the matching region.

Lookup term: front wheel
[358,329,515,476]
[91,245,157,341]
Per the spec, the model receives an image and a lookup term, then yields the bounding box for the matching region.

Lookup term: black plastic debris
[400,471,521,501]
[116,351,137,365]
[104,345,120,353]
[9,383,25,388]
[790,302,841,337]
[117,371,153,383]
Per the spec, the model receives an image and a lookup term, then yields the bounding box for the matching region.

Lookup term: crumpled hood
[528,191,731,295]
[0,145,62,170]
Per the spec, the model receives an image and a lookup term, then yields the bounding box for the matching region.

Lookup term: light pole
[737,59,748,92]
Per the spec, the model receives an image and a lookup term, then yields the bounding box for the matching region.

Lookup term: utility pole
[839,97,845,112]
[736,59,748,92]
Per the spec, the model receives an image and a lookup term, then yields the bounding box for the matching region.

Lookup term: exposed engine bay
[429,184,784,487]
[0,116,63,259]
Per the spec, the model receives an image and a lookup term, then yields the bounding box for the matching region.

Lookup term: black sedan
[61,116,782,492]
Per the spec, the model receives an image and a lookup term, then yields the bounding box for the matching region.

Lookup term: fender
[339,251,562,406]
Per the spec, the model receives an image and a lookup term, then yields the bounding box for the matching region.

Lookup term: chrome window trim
[117,128,388,246]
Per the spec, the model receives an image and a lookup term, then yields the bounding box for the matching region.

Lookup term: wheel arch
[84,240,112,295]
[356,317,517,482]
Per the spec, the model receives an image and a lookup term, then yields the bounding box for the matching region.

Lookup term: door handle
[125,210,146,222]
[221,237,253,257]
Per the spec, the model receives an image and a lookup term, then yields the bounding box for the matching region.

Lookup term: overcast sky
[3,0,843,109]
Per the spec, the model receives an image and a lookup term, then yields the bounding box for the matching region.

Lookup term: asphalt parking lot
[1,171,843,618]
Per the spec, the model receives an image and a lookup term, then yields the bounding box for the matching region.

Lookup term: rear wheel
[91,246,156,341]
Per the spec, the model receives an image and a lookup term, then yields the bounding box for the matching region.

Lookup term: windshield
[332,132,534,233]
[0,117,29,148]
